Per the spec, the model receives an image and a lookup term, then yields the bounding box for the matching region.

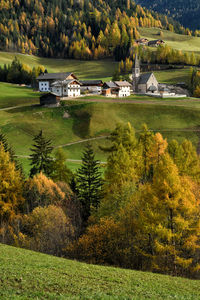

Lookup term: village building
[135,38,149,45]
[51,79,81,97]
[102,81,132,97]
[37,72,78,92]
[148,39,165,47]
[80,80,103,94]
[132,55,159,94]
[40,92,60,106]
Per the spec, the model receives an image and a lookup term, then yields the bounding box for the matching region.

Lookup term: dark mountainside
[135,0,200,30]
[0,0,184,60]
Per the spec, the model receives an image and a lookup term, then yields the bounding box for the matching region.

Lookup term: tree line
[0,56,46,86]
[0,123,200,279]
[0,0,192,61]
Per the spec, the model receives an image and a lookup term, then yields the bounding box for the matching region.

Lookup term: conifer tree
[76,144,103,223]
[29,130,53,177]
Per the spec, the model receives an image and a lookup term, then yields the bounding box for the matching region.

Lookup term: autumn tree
[0,143,25,243]
[23,173,65,213]
[21,205,74,256]
[134,153,200,276]
[51,148,73,184]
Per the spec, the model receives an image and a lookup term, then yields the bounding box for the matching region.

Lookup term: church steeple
[132,54,140,92]
[133,53,140,78]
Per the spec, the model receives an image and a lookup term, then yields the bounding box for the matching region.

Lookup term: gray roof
[80,80,103,86]
[51,79,81,87]
[115,81,132,87]
[138,73,154,84]
[37,72,75,81]
[148,39,164,45]
[104,82,118,88]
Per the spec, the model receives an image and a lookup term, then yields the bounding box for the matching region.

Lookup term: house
[135,38,149,45]
[132,54,159,93]
[148,39,165,47]
[40,92,60,106]
[51,79,81,97]
[37,72,78,92]
[102,81,132,97]
[80,80,103,94]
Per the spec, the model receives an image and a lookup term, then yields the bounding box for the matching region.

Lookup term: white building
[115,81,132,97]
[102,81,132,97]
[37,72,78,92]
[51,79,81,97]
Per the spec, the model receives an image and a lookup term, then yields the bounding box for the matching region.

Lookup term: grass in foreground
[0,244,199,300]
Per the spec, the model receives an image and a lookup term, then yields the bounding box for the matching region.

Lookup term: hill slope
[0,243,200,299]
[0,0,182,60]
[135,0,200,30]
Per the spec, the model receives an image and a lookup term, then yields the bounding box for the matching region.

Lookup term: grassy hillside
[1,91,200,175]
[0,244,199,300]
[0,52,117,80]
[0,82,39,109]
[140,28,200,55]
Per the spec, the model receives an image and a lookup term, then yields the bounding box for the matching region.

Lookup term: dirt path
[53,136,108,148]
[0,105,29,111]
[66,97,200,106]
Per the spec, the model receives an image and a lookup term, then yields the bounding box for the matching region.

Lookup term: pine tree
[76,144,103,223]
[29,130,53,177]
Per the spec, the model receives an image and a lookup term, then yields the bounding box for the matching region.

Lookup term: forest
[0,0,193,60]
[0,123,200,279]
[135,0,200,31]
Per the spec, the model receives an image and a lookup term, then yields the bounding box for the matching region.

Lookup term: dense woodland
[0,0,194,60]
[0,123,200,279]
[135,0,200,31]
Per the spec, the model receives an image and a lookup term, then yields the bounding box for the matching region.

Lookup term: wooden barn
[40,92,60,106]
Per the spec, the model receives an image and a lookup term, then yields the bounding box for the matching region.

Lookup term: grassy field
[0,51,117,79]
[140,27,200,56]
[0,82,39,109]
[0,243,200,300]
[1,93,200,175]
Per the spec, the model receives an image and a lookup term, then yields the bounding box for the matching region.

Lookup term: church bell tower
[132,54,140,92]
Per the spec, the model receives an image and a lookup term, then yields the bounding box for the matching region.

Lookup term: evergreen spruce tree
[76,144,103,223]
[29,130,53,177]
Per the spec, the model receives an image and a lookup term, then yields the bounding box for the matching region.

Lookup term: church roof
[138,73,154,84]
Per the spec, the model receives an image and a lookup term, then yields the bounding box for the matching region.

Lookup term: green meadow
[139,27,200,56]
[0,82,39,109]
[1,90,200,175]
[0,244,199,300]
[0,51,117,79]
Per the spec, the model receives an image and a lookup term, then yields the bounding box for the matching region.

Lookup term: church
[132,55,159,94]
